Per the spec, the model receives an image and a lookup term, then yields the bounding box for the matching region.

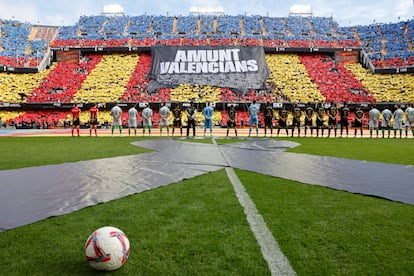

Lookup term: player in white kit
[381,106,392,138]
[393,104,404,138]
[110,102,123,136]
[128,104,138,136]
[159,103,170,136]
[404,103,414,138]
[368,105,380,138]
[141,104,153,136]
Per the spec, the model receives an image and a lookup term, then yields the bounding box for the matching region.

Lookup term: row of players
[69,101,414,138]
[69,101,202,137]
[255,102,414,138]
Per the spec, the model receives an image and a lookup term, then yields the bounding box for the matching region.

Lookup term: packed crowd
[1,16,413,69]
[0,50,413,129]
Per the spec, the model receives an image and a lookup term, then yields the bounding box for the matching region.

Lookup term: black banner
[149,46,269,91]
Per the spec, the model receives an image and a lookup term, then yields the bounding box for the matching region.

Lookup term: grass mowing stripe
[214,136,295,275]
[0,137,154,170]
[281,137,414,165]
[237,169,414,274]
[0,169,270,275]
[225,167,296,276]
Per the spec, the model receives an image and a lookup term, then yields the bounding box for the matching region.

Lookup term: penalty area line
[225,167,296,276]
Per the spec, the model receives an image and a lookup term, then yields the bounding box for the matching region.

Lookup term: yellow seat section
[0,110,25,124]
[74,53,139,103]
[266,54,325,102]
[0,69,51,103]
[345,63,414,103]
[212,110,222,126]
[170,84,221,103]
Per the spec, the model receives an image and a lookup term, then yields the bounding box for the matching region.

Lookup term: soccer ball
[84,226,130,271]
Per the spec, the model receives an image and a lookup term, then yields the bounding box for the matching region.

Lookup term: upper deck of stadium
[1,14,413,72]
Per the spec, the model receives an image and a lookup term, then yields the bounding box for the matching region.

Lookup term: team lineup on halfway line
[67,101,414,138]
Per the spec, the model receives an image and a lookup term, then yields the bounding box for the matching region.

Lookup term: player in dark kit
[327,102,338,138]
[304,102,314,137]
[186,101,197,137]
[71,104,81,137]
[316,103,325,137]
[277,106,289,137]
[264,101,274,137]
[226,105,238,137]
[291,104,302,137]
[172,103,183,136]
[354,105,364,138]
[340,103,350,138]
[89,104,99,136]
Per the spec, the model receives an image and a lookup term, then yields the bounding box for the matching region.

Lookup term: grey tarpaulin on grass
[220,141,414,204]
[0,138,413,231]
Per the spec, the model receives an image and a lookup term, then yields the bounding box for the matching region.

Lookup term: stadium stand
[170,84,221,103]
[0,19,52,68]
[299,54,375,103]
[353,21,414,68]
[199,15,216,35]
[26,54,103,103]
[265,53,325,102]
[0,14,414,130]
[0,110,24,125]
[346,62,414,103]
[74,53,138,103]
[0,69,50,103]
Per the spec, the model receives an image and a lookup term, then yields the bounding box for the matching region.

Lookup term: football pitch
[0,136,413,275]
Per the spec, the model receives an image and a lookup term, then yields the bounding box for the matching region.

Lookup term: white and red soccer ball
[84,226,130,271]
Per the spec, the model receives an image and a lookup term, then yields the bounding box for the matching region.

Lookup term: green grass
[1,136,414,274]
[217,137,414,165]
[237,169,414,275]
[0,137,153,170]
[282,137,414,165]
[1,137,412,170]
[1,168,413,275]
[0,170,269,275]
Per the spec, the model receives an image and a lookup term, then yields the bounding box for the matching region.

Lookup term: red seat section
[26,54,103,103]
[12,110,69,128]
[121,53,171,103]
[299,55,375,103]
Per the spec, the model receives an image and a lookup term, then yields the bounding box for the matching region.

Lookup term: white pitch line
[211,137,295,275]
[225,167,296,276]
